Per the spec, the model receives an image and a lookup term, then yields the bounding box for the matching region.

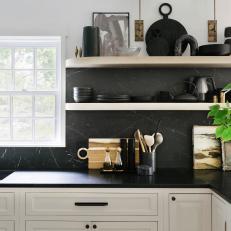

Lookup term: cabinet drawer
[26,192,158,216]
[26,221,157,231]
[0,193,14,216]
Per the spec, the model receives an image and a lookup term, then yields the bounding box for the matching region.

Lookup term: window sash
[0,36,65,147]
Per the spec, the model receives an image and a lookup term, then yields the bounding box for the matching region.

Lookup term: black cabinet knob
[85,224,90,229]
[172,196,176,201]
[93,224,97,229]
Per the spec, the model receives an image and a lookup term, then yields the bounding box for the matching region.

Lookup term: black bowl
[198,44,231,56]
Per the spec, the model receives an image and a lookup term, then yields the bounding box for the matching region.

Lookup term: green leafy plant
[208,83,231,142]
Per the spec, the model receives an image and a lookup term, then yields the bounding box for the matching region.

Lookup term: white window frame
[0,36,65,147]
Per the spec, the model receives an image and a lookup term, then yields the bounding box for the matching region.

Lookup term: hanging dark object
[146,3,187,56]
[175,35,198,56]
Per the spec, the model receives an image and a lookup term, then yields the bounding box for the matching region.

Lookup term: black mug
[82,26,100,57]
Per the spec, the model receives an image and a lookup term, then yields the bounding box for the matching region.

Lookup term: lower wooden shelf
[66,103,224,111]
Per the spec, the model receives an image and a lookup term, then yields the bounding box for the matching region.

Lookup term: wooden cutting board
[87,138,139,169]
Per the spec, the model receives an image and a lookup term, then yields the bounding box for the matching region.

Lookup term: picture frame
[92,12,130,56]
[193,126,222,170]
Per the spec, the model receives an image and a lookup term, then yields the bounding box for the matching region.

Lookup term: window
[0,37,65,147]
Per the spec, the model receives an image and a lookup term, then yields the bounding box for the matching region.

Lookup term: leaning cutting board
[146,3,187,56]
[88,138,139,169]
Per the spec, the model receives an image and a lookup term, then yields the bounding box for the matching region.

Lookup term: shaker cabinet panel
[26,221,87,231]
[0,193,14,216]
[0,221,14,231]
[212,195,227,231]
[26,192,158,216]
[169,194,211,231]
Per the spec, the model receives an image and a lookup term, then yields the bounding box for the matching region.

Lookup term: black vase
[82,26,100,57]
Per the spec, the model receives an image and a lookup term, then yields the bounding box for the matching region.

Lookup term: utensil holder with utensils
[140,152,156,173]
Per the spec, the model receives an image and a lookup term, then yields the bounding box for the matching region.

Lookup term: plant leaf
[208,104,220,117]
[215,109,229,120]
[221,127,231,142]
[223,83,231,90]
[216,126,226,138]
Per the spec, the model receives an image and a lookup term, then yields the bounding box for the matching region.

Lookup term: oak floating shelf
[66,103,224,111]
[66,56,231,68]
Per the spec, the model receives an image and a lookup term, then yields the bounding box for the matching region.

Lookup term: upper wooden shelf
[66,103,225,111]
[66,56,231,68]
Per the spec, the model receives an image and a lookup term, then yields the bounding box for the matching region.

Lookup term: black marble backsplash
[0,68,229,170]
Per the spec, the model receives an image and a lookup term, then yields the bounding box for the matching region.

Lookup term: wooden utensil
[134,130,146,153]
[139,129,148,152]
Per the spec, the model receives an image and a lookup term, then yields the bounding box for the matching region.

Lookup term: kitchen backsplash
[0,68,229,170]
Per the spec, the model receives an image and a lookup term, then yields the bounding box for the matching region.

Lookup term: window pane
[35,118,55,141]
[35,95,55,117]
[36,48,56,69]
[0,48,11,69]
[13,95,32,117]
[0,70,12,90]
[15,48,34,69]
[13,118,32,140]
[0,96,9,117]
[0,118,10,140]
[36,70,56,90]
[15,70,34,90]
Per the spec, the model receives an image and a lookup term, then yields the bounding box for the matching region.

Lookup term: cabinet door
[212,195,227,231]
[26,221,88,231]
[94,222,157,231]
[0,221,14,231]
[169,194,211,231]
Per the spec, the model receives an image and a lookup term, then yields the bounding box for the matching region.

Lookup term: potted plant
[208,83,231,170]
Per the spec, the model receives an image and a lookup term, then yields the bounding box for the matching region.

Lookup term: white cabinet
[26,221,157,231]
[212,195,229,231]
[169,194,211,231]
[0,188,217,231]
[0,221,14,231]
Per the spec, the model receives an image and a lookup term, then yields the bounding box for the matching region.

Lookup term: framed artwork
[193,126,222,169]
[222,142,231,171]
[92,12,130,56]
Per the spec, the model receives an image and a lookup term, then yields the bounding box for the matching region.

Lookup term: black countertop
[1,169,231,204]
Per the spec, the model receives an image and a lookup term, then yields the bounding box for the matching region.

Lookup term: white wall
[0,0,230,57]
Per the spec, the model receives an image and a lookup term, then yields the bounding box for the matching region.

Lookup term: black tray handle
[159,3,172,19]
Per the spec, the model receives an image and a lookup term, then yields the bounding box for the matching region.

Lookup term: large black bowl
[198,44,231,56]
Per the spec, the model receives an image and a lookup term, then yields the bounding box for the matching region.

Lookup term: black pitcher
[82,26,100,57]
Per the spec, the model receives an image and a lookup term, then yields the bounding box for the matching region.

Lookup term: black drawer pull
[85,224,90,229]
[93,224,97,229]
[75,202,108,206]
